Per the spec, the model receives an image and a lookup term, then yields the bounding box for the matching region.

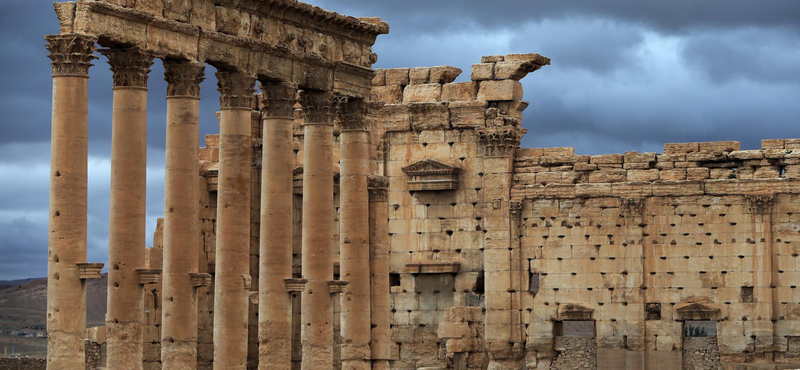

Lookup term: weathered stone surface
[403,83,442,103]
[441,82,477,101]
[477,80,523,101]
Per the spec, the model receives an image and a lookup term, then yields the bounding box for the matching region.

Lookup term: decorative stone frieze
[259,81,298,118]
[620,197,646,217]
[557,303,594,321]
[675,302,721,321]
[163,60,205,98]
[402,159,461,191]
[100,48,155,88]
[476,126,524,157]
[509,199,523,219]
[45,34,98,77]
[216,71,257,109]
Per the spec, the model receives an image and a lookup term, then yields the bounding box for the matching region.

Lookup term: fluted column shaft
[300,92,337,370]
[368,176,391,370]
[161,60,206,369]
[101,47,154,370]
[45,33,97,370]
[258,82,298,370]
[213,71,256,370]
[340,102,372,370]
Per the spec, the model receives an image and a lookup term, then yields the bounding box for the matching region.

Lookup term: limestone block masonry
[44,1,800,370]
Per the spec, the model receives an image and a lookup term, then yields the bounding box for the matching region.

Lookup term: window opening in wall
[683,320,717,338]
[741,286,754,303]
[389,273,401,287]
[554,320,595,337]
[645,303,662,320]
[529,272,540,296]
[473,272,485,294]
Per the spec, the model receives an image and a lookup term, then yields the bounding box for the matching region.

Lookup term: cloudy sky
[0,1,799,280]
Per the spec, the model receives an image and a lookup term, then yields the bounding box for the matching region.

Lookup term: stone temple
[39,1,800,370]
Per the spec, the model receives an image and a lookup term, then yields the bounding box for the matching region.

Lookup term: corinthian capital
[259,81,298,118]
[45,34,98,78]
[300,91,342,125]
[368,175,389,202]
[216,71,257,109]
[99,48,155,88]
[340,99,369,132]
[163,60,205,98]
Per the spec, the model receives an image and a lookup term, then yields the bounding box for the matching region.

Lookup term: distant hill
[0,275,108,331]
[0,279,39,292]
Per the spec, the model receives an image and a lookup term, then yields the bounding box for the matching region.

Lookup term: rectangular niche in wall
[554,320,596,337]
[402,159,461,191]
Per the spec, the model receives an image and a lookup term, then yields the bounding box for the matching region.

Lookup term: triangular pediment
[402,159,461,176]
[675,302,720,320]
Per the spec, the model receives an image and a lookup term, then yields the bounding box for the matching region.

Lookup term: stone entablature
[54,0,386,99]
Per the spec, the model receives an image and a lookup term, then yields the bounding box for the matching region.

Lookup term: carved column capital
[300,91,344,125]
[476,126,524,158]
[99,48,155,89]
[341,99,369,132]
[45,34,98,78]
[509,200,523,219]
[259,81,298,119]
[746,195,774,215]
[368,175,389,202]
[163,60,205,98]
[216,71,257,109]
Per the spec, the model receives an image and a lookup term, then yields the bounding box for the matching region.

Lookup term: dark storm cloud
[1,0,800,279]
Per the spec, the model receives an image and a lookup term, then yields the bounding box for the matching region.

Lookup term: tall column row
[46,34,390,370]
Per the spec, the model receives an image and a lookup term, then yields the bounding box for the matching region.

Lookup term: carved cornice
[259,81,298,118]
[341,99,369,131]
[746,195,774,215]
[216,71,257,109]
[368,175,389,202]
[163,60,205,98]
[99,48,155,88]
[476,126,523,158]
[45,34,98,78]
[300,91,344,125]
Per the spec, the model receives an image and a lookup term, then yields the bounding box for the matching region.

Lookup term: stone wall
[551,336,597,370]
[0,358,45,370]
[682,337,720,370]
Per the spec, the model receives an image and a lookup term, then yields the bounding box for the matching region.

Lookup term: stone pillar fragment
[45,33,98,370]
[100,47,154,370]
[213,71,256,370]
[300,91,337,370]
[368,176,391,370]
[340,100,372,370]
[161,60,206,369]
[258,81,298,370]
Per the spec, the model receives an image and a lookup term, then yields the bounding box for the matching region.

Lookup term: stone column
[213,71,256,370]
[476,126,525,370]
[99,47,154,370]
[339,100,372,370]
[45,33,98,370]
[300,92,337,370]
[258,81,298,370]
[368,176,391,370]
[161,60,206,369]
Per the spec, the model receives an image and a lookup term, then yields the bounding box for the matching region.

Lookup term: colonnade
[45,33,391,370]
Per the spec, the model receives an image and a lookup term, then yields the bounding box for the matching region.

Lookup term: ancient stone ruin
[43,1,800,370]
